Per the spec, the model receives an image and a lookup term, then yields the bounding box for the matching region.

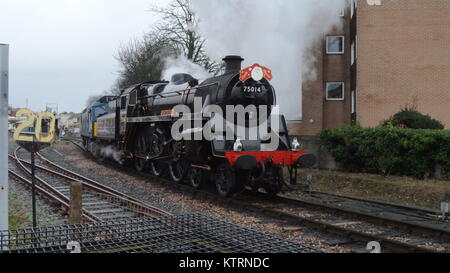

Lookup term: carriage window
[94,106,107,117]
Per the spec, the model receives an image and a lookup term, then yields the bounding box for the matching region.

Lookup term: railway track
[64,138,449,253]
[275,192,449,239]
[9,146,170,223]
[52,138,450,232]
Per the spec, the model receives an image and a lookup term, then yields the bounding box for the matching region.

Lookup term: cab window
[121,96,127,109]
[129,91,137,105]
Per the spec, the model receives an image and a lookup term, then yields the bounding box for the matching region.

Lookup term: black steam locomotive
[80,56,315,197]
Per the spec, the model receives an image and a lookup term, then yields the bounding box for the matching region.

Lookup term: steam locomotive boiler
[80,56,316,197]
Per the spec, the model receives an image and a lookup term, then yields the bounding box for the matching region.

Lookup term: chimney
[223,55,244,74]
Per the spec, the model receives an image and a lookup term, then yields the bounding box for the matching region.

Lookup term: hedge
[319,126,450,179]
[382,108,444,130]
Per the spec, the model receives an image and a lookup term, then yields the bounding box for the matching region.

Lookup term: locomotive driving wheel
[189,168,204,189]
[168,141,188,183]
[149,161,163,177]
[169,160,189,183]
[149,132,164,177]
[215,162,237,197]
[134,131,149,172]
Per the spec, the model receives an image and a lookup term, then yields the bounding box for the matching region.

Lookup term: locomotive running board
[127,115,207,124]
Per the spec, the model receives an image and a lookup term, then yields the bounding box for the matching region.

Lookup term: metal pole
[0,44,9,235]
[31,142,37,228]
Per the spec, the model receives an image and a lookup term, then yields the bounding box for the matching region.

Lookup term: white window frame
[351,3,354,18]
[326,82,345,101]
[326,36,345,55]
[351,0,357,18]
[351,40,356,65]
[351,90,356,113]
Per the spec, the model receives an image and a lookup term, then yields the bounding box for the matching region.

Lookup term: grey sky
[1,0,168,113]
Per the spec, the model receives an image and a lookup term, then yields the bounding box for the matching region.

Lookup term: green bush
[320,126,450,179]
[383,108,444,130]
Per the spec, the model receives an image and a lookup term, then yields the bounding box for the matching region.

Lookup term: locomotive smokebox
[223,55,244,74]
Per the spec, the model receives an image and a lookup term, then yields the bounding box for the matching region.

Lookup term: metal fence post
[0,44,10,243]
[69,182,83,225]
[30,142,37,228]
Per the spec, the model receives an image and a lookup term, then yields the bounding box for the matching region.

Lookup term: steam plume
[100,145,124,164]
[163,55,211,82]
[191,0,347,120]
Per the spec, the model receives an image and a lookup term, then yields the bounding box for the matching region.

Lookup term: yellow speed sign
[13,109,56,143]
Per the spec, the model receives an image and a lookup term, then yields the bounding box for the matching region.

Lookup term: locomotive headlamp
[233,137,243,152]
[292,137,301,151]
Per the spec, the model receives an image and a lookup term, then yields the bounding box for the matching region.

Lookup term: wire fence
[0,213,319,253]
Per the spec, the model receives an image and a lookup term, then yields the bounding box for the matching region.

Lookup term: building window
[351,90,356,113]
[351,0,357,18]
[339,8,345,17]
[351,40,356,65]
[326,82,345,101]
[326,36,344,54]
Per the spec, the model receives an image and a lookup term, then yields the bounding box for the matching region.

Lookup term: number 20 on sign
[13,109,56,143]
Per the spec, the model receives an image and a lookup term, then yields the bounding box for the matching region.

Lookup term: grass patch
[293,169,450,210]
[8,193,30,230]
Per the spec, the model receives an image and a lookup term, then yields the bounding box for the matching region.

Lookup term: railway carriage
[80,56,316,197]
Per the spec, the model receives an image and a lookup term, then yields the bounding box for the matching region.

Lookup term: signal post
[0,44,9,236]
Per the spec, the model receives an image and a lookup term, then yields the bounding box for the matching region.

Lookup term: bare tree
[112,0,221,94]
[151,0,222,74]
[114,33,176,92]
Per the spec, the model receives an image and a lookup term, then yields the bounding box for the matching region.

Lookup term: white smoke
[191,0,347,120]
[100,145,124,164]
[162,55,212,82]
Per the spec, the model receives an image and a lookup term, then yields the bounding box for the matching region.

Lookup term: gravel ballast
[7,142,68,228]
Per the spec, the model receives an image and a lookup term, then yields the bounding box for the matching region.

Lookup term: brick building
[290,0,450,136]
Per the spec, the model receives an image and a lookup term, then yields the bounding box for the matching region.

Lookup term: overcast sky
[1,0,168,113]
